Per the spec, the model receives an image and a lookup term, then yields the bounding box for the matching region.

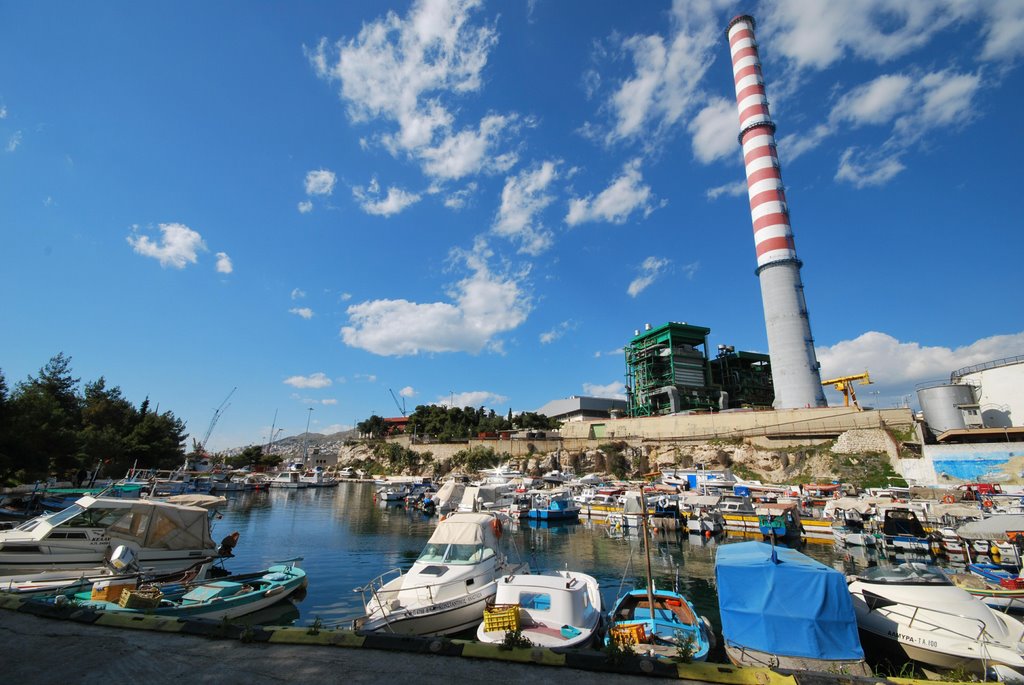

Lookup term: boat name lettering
[411,592,482,616]
[886,630,938,649]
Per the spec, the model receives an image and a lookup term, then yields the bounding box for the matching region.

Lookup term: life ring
[491,517,503,539]
[983,499,994,508]
[942,495,956,504]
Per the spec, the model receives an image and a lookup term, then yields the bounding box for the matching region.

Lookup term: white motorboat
[476,570,603,649]
[0,495,223,573]
[353,511,527,636]
[269,471,309,488]
[848,563,1024,678]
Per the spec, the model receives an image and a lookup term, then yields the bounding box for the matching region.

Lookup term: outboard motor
[108,544,137,572]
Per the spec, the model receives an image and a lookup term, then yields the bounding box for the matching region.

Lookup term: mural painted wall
[925,442,1024,485]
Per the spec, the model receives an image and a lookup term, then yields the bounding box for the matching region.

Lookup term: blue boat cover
[714,541,864,660]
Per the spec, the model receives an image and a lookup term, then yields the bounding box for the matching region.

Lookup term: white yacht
[848,563,1024,678]
[353,512,527,636]
[0,495,223,573]
[269,471,309,488]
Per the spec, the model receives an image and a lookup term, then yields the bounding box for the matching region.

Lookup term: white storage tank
[952,356,1024,428]
[917,382,977,435]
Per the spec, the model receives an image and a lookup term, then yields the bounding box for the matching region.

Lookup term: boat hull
[357,586,496,636]
[724,643,872,676]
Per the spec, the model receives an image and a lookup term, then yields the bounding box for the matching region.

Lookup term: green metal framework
[709,350,775,408]
[625,322,715,416]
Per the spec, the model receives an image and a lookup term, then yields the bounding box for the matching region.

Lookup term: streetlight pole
[302,407,313,464]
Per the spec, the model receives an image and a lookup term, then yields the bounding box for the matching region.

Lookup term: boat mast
[640,490,656,611]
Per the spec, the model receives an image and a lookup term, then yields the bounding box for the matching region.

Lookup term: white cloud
[437,390,508,409]
[836,75,914,126]
[602,1,727,145]
[321,398,338,406]
[298,200,314,214]
[582,381,626,400]
[689,97,738,164]
[215,252,233,274]
[289,307,314,319]
[291,288,306,300]
[705,180,747,201]
[309,0,517,183]
[418,114,518,180]
[443,182,477,209]
[283,372,333,389]
[762,2,966,71]
[0,105,7,119]
[127,223,207,269]
[399,386,416,398]
[6,131,21,152]
[978,0,1024,61]
[352,178,422,216]
[339,292,352,301]
[305,169,336,196]
[835,147,906,188]
[816,331,1024,389]
[627,256,670,298]
[341,238,530,356]
[565,158,656,226]
[354,373,378,383]
[493,161,558,255]
[539,320,576,345]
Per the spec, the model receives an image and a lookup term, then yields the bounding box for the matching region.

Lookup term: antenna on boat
[640,490,657,611]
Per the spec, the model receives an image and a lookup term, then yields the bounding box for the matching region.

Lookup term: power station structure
[726,15,827,409]
[625,322,775,416]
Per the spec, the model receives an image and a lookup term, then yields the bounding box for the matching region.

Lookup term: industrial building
[535,396,628,423]
[917,355,1024,443]
[624,322,775,417]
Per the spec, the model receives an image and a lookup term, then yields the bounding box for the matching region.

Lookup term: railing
[951,355,1024,382]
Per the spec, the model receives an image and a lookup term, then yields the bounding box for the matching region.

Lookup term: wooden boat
[32,560,306,621]
[605,491,712,661]
[951,572,1024,613]
[716,541,871,675]
[476,570,603,649]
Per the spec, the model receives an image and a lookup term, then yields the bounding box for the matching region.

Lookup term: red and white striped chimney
[726,15,827,409]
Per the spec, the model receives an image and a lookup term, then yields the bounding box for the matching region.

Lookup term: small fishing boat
[269,471,309,488]
[353,511,527,636]
[476,570,603,649]
[606,492,713,661]
[848,562,1024,679]
[33,559,306,621]
[755,502,803,546]
[878,506,931,554]
[523,493,580,522]
[950,571,1024,614]
[715,541,871,675]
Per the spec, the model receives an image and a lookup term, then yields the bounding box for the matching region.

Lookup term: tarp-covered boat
[715,541,870,675]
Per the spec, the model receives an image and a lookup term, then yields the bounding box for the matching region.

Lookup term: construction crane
[820,372,872,409]
[388,388,407,417]
[196,387,237,453]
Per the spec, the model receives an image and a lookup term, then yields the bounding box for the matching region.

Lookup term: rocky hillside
[220,430,358,461]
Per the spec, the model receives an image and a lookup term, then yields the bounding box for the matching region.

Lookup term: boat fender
[491,517,503,539]
[984,499,994,508]
[943,495,956,504]
[992,545,1002,564]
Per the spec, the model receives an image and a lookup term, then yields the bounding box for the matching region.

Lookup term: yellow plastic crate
[482,604,520,632]
[610,622,646,645]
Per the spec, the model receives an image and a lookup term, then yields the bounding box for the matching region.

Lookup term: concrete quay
[0,599,940,685]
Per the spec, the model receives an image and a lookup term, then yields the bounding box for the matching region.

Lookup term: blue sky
[2,1,1022,451]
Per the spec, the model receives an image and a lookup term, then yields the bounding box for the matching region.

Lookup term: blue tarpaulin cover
[714,541,864,660]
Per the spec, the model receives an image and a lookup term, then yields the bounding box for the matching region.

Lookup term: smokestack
[726,15,826,409]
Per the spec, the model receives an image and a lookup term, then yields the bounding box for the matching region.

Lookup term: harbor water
[213,482,871,641]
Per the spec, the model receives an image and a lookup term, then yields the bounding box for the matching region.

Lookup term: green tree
[357,415,389,439]
[9,353,82,479]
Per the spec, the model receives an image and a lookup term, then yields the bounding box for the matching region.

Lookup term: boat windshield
[417,543,494,565]
[37,504,86,528]
[858,563,950,585]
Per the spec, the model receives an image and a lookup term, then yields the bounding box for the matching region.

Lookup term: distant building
[535,396,628,423]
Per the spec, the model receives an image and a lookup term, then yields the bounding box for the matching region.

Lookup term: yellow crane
[820,372,872,409]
